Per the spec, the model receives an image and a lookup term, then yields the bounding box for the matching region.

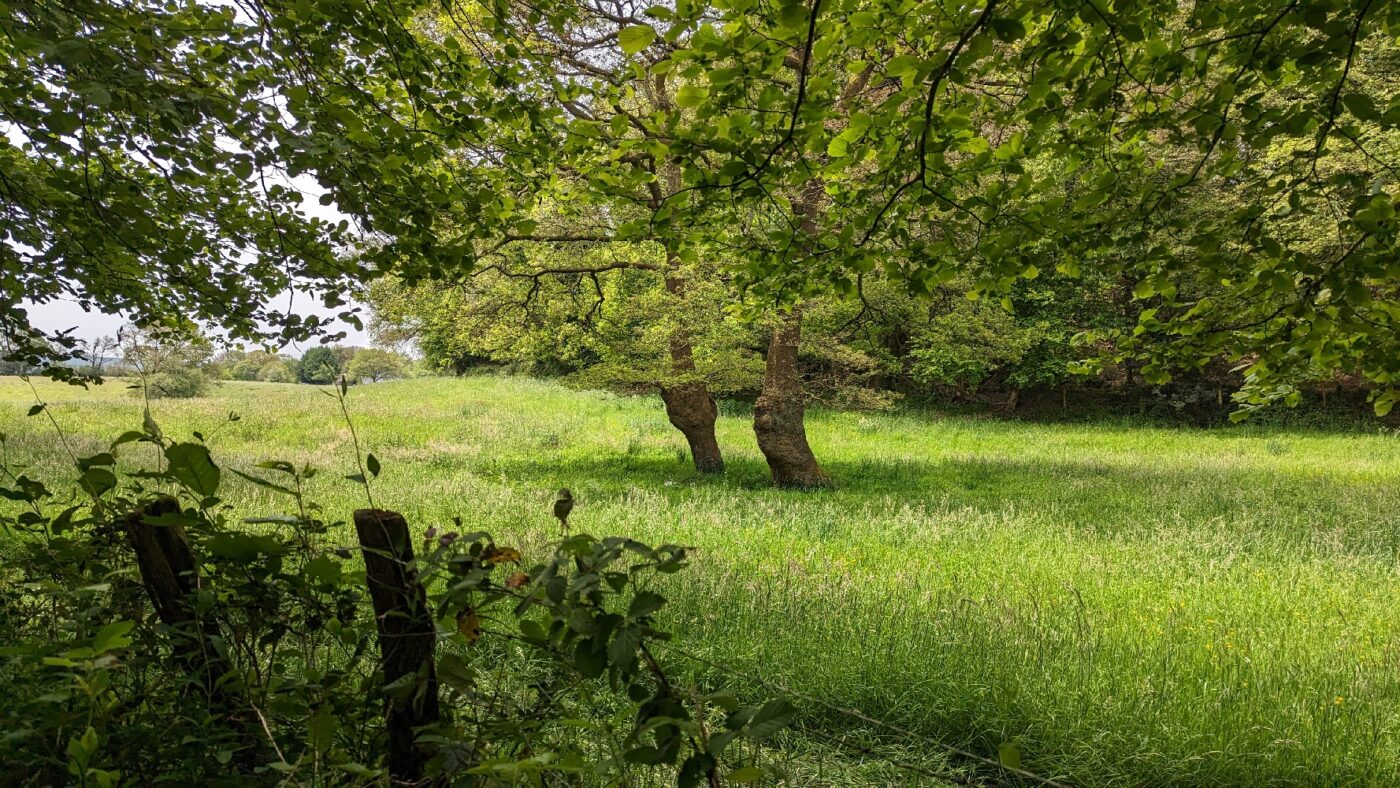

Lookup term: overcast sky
[24,293,372,350]
[10,118,376,351]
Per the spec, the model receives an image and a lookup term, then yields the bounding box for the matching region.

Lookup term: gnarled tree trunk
[753,309,829,488]
[659,270,724,474]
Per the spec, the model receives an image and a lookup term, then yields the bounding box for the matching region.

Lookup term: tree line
[14,327,416,397]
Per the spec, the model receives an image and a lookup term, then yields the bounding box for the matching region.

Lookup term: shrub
[144,366,210,399]
[229,354,266,381]
[0,413,792,785]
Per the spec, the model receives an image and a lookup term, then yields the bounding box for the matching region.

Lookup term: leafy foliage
[0,407,791,784]
[6,0,1399,416]
[297,347,341,385]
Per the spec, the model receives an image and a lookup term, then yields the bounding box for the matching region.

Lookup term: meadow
[4,375,1400,785]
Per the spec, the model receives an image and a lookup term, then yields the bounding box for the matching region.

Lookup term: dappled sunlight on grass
[4,375,1400,784]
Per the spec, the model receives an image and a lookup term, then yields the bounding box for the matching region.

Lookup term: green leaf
[438,652,475,693]
[619,25,657,55]
[675,84,708,109]
[165,443,220,497]
[231,469,299,497]
[744,698,797,739]
[574,638,606,678]
[79,466,117,498]
[366,452,381,478]
[777,1,807,30]
[309,708,337,754]
[1342,93,1377,121]
[628,591,666,619]
[92,620,135,653]
[607,623,642,670]
[990,17,1026,42]
[305,555,342,584]
[886,55,921,79]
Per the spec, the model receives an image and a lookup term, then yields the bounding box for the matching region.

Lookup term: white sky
[24,293,372,350]
[8,111,375,350]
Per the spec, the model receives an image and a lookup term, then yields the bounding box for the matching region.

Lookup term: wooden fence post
[354,509,441,783]
[124,496,231,697]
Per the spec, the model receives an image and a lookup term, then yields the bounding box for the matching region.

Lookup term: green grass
[5,374,1400,785]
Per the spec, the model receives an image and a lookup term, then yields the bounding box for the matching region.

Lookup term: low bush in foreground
[0,394,794,786]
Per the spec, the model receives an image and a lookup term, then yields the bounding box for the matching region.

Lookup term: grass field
[4,374,1400,785]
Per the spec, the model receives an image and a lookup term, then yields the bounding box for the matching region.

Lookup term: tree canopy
[4,0,1397,410]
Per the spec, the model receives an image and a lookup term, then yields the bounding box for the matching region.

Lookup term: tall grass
[4,375,1400,785]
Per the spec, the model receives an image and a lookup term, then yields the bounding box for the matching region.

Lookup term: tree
[257,359,296,383]
[78,335,121,376]
[120,325,212,398]
[229,353,269,382]
[297,346,341,385]
[347,348,408,382]
[5,0,1397,459]
[0,0,380,376]
[663,0,1400,418]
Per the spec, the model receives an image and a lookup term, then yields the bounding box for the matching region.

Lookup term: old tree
[3,0,1397,483]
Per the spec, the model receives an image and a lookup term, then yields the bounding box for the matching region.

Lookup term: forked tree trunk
[659,271,724,474]
[753,310,829,488]
[354,509,441,783]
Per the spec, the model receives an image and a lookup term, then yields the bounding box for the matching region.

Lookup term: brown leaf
[482,545,522,566]
[457,608,480,643]
[505,571,530,589]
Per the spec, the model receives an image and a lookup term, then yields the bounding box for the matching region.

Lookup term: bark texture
[753,310,829,488]
[354,509,441,783]
[124,496,231,696]
[659,271,724,474]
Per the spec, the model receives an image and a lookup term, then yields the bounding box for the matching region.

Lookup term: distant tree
[347,348,408,383]
[257,359,296,383]
[228,352,265,381]
[120,326,212,399]
[297,346,341,385]
[76,335,121,376]
[331,345,357,372]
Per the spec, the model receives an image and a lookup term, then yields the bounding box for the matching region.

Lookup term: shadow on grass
[479,445,1396,553]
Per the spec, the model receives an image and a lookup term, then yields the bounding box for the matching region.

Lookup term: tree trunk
[354,509,441,784]
[659,271,724,474]
[660,382,724,474]
[753,310,829,488]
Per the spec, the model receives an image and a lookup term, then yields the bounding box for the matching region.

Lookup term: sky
[10,114,375,351]
[24,293,373,351]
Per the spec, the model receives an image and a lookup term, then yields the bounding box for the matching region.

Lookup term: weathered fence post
[354,509,441,783]
[124,496,231,697]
